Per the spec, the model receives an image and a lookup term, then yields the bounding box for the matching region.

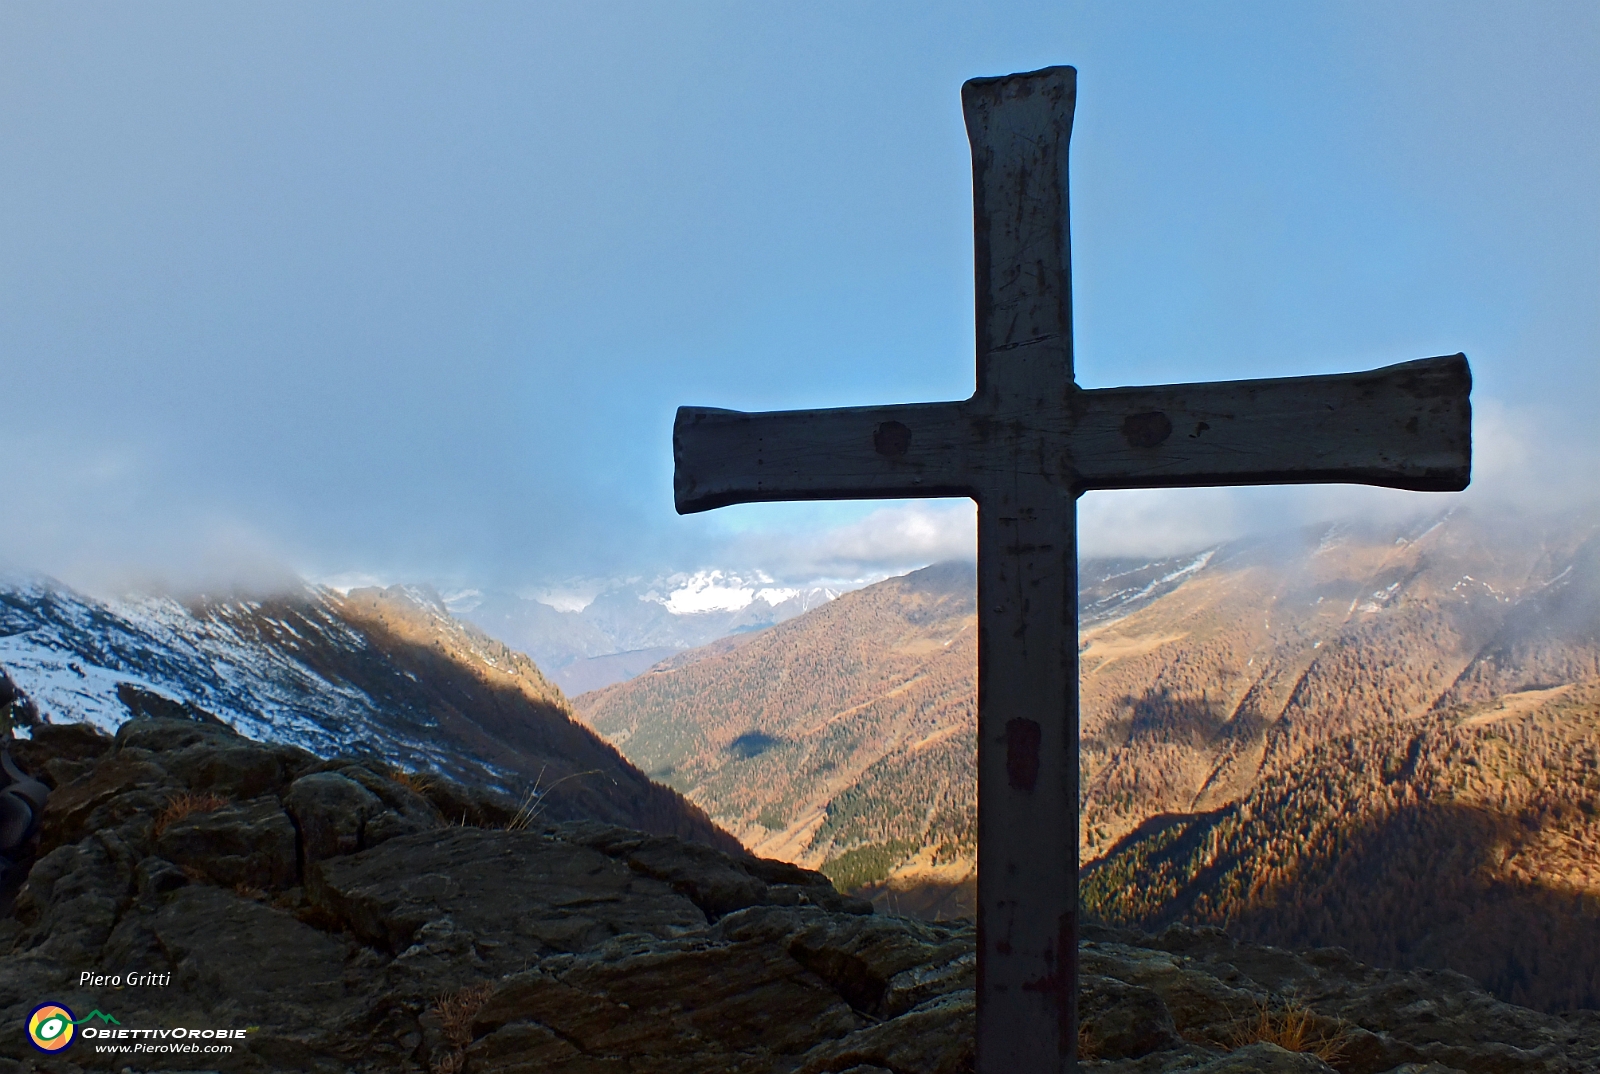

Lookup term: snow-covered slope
[0,574,387,757]
[0,574,737,848]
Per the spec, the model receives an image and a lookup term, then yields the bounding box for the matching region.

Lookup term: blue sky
[3,2,1596,595]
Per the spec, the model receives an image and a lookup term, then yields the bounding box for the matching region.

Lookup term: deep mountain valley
[7,507,1599,1023]
[449,579,841,695]
[574,510,1600,1012]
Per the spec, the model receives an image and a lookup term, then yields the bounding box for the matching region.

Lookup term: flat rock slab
[308,827,707,972]
[468,934,867,1074]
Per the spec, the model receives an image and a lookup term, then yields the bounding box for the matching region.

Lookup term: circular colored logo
[28,1002,75,1052]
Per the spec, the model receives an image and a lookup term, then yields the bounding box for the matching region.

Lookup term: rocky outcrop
[2,715,1597,1073]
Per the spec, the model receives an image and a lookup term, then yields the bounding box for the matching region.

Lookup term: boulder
[38,752,179,852]
[1079,973,1185,1059]
[305,826,705,966]
[792,990,976,1074]
[155,795,297,890]
[284,770,387,862]
[562,820,874,919]
[713,904,972,1017]
[285,768,443,869]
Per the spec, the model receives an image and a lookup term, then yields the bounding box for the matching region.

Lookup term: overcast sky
[3,2,1596,596]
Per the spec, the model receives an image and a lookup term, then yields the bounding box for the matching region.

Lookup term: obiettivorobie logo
[25,1000,249,1055]
[27,1002,120,1052]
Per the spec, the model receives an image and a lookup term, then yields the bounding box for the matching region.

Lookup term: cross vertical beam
[964,68,1080,1068]
[669,63,1471,1074]
[976,486,1078,1064]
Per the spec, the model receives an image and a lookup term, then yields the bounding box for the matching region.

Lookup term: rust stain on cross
[670,65,1471,1072]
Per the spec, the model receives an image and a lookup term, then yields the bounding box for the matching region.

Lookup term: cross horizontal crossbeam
[675,354,1470,511]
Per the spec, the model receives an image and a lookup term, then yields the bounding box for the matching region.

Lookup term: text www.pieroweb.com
[85,1027,243,1054]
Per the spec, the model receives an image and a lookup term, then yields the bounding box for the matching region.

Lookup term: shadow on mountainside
[1084,797,1600,1014]
[856,874,976,922]
[258,591,741,853]
[1115,687,1234,749]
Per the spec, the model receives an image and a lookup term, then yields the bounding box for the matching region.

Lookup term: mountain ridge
[0,574,737,851]
[572,510,1600,1010]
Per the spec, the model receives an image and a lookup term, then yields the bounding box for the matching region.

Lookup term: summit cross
[671,66,1471,1072]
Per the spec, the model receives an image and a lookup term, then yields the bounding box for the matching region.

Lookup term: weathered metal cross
[672,66,1470,1071]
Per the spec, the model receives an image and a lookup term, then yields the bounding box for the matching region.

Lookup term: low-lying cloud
[5,392,1591,601]
[718,501,978,585]
[711,396,1598,581]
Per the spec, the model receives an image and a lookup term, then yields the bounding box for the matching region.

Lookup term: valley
[448,573,844,695]
[573,510,1600,1010]
[7,506,1599,1014]
[575,561,981,879]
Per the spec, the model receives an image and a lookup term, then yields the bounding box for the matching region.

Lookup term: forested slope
[576,561,980,881]
[576,511,1600,1009]
[1082,514,1600,1012]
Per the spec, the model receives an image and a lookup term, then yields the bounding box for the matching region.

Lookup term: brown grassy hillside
[1082,678,1600,1012]
[575,562,979,882]
[575,511,1600,1009]
[572,549,1268,913]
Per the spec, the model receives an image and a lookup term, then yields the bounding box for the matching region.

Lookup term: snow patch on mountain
[0,573,464,776]
[658,571,765,614]
[651,570,828,616]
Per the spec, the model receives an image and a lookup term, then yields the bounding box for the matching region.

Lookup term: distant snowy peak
[652,571,841,617]
[656,571,786,615]
[441,588,485,614]
[445,573,845,621]
[385,583,452,616]
[447,571,858,689]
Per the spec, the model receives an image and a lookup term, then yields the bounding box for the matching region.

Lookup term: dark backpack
[0,749,49,878]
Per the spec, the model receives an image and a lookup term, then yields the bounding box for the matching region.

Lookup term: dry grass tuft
[504,767,600,832]
[1076,1022,1101,1061]
[390,769,433,794]
[154,791,229,836]
[431,982,494,1049]
[1227,998,1350,1062]
[428,982,494,1073]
